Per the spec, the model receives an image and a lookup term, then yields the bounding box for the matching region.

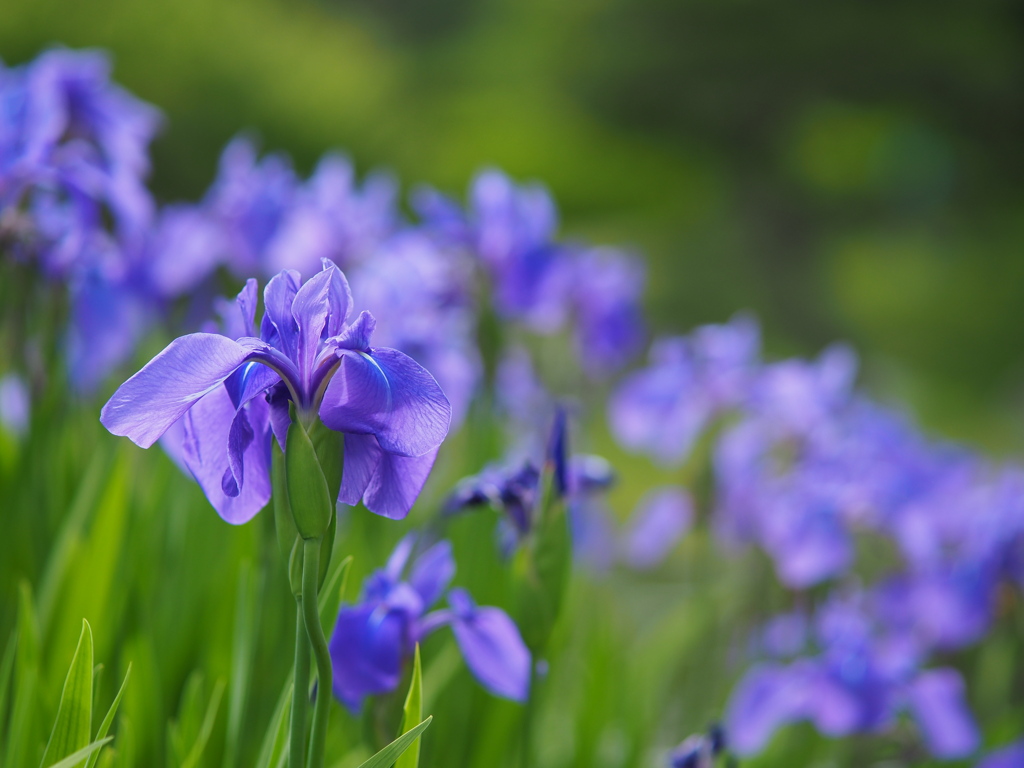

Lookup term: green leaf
[42,737,113,768]
[253,681,292,768]
[6,582,42,768]
[179,678,226,768]
[354,716,432,768]
[84,664,131,768]
[284,419,333,540]
[395,645,423,768]
[37,448,108,634]
[223,563,260,768]
[0,629,17,750]
[41,620,95,767]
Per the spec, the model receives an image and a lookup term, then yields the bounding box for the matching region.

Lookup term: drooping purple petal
[341,433,441,519]
[907,669,979,759]
[329,604,407,712]
[363,446,440,520]
[101,333,255,448]
[448,588,530,702]
[320,346,451,457]
[181,386,272,524]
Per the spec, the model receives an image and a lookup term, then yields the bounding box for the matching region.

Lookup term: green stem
[520,661,540,768]
[290,599,310,768]
[302,537,332,768]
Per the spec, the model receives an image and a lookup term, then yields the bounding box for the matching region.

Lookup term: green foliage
[40,620,94,767]
[356,717,432,768]
[395,645,423,768]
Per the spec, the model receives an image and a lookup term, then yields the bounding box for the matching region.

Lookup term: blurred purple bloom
[977,740,1024,768]
[101,260,451,521]
[0,374,30,436]
[906,669,979,759]
[568,247,646,374]
[0,48,159,274]
[330,535,530,710]
[621,486,693,569]
[347,232,480,428]
[610,315,760,465]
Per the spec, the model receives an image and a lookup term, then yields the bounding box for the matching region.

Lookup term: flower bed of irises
[1,48,1022,768]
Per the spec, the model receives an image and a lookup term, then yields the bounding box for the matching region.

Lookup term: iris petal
[320,347,451,457]
[101,332,255,448]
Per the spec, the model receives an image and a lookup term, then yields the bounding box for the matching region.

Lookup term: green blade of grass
[395,645,423,768]
[84,663,131,768]
[253,680,293,768]
[41,620,95,767]
[42,737,113,768]
[354,716,432,768]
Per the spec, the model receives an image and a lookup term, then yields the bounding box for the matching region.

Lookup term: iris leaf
[354,716,432,768]
[395,645,424,768]
[41,620,95,767]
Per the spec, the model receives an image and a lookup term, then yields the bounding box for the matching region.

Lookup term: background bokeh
[6,0,1024,447]
[3,2,1024,767]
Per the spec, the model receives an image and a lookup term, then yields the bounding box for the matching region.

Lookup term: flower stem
[290,598,310,768]
[302,537,333,768]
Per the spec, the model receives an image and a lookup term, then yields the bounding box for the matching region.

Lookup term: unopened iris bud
[285,418,334,539]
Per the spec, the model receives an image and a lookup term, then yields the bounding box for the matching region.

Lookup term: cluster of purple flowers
[329,533,531,709]
[2,48,646,430]
[612,314,1024,761]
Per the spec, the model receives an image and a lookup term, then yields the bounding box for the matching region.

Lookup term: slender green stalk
[302,537,332,768]
[520,662,540,768]
[290,599,310,768]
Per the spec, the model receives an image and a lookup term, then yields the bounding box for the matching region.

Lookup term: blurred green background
[5,0,1024,448]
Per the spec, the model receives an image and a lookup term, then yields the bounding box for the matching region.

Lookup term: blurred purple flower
[610,315,759,465]
[0,374,30,436]
[976,740,1024,768]
[621,486,693,569]
[101,259,451,521]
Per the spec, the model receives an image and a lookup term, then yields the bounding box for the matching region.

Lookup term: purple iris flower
[416,168,570,331]
[0,48,159,275]
[727,597,979,759]
[330,535,530,710]
[610,315,760,465]
[101,259,452,521]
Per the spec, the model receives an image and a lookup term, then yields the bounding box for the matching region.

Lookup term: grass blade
[253,680,293,768]
[395,645,423,768]
[0,629,17,750]
[42,737,113,768]
[84,664,131,768]
[41,620,95,767]
[180,678,226,768]
[354,716,432,768]
[6,582,42,768]
[223,562,260,768]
